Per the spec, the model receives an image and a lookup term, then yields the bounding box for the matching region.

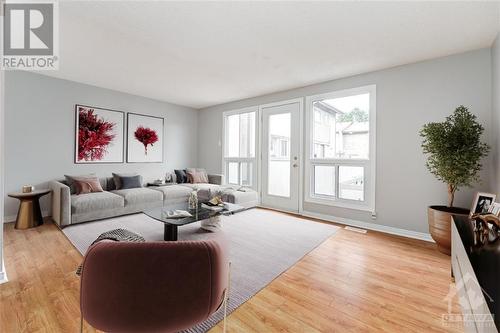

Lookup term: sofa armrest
[208,174,225,185]
[49,180,71,227]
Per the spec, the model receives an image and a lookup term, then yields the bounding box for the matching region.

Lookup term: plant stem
[448,184,455,207]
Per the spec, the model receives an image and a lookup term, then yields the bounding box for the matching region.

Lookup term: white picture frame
[127,113,164,163]
[489,202,500,216]
[74,104,125,164]
[470,192,496,217]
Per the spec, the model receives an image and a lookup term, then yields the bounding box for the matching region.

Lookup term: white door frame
[259,98,303,213]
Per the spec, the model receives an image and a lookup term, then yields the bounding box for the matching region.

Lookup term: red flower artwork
[78,107,116,161]
[134,126,158,155]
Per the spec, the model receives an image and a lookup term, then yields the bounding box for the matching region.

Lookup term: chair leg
[80,315,83,333]
[223,262,231,333]
[223,289,228,333]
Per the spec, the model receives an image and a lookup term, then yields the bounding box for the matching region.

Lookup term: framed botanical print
[75,104,125,163]
[127,113,164,163]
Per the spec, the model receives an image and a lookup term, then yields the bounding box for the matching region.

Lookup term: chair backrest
[80,239,229,333]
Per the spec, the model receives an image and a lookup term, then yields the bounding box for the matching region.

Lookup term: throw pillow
[186,168,209,184]
[74,177,104,195]
[120,175,143,189]
[199,169,209,183]
[112,172,140,190]
[65,173,96,194]
[174,169,188,183]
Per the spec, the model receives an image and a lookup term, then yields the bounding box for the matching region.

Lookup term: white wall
[0,67,6,282]
[198,49,492,234]
[492,33,500,195]
[4,71,199,220]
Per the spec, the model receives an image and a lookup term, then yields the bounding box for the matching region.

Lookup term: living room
[1,1,500,332]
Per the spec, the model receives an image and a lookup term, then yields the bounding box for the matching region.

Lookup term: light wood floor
[0,209,463,332]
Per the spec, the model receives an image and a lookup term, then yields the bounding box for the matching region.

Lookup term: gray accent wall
[492,33,500,195]
[198,48,493,234]
[4,71,198,219]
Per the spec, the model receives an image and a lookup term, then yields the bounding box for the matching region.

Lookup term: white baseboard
[300,210,434,242]
[257,205,433,242]
[0,262,7,284]
[3,210,50,224]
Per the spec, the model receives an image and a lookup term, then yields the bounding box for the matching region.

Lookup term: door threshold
[257,204,299,215]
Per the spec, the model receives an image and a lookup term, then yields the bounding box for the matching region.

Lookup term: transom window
[305,85,376,211]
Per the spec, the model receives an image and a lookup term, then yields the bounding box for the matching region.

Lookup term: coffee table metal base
[164,224,178,241]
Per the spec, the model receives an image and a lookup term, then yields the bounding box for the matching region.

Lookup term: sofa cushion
[112,173,142,190]
[120,175,143,189]
[179,183,222,191]
[65,173,100,194]
[74,177,104,195]
[149,185,192,202]
[186,168,209,183]
[179,183,229,202]
[174,169,188,183]
[111,188,163,206]
[221,188,259,208]
[71,191,124,214]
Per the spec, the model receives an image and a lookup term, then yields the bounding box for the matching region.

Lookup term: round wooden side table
[8,189,51,229]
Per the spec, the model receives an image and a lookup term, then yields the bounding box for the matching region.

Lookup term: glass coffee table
[144,202,245,241]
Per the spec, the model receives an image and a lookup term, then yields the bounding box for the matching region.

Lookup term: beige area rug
[63,208,339,332]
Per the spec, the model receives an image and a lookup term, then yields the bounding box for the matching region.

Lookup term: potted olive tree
[420,105,489,255]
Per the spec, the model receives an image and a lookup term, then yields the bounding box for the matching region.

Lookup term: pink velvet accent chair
[80,239,229,333]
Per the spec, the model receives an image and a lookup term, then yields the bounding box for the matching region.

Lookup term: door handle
[292,163,298,168]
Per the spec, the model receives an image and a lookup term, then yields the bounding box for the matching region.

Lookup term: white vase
[201,215,222,232]
[188,191,198,209]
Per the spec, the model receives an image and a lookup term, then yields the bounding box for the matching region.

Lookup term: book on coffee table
[201,203,224,212]
[162,209,192,218]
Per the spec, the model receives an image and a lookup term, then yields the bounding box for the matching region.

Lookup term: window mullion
[335,165,339,198]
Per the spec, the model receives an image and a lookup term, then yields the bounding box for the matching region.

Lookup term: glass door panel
[267,113,291,197]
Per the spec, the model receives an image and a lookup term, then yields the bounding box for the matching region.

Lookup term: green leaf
[420,105,489,204]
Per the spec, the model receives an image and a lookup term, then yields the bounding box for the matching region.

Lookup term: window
[339,165,364,201]
[314,165,335,196]
[305,85,375,211]
[223,108,257,188]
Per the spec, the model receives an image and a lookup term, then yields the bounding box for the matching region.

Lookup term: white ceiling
[39,1,500,109]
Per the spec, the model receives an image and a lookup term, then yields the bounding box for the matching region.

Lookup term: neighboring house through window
[305,85,376,211]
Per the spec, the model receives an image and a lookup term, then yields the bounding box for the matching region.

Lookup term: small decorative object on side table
[8,189,51,229]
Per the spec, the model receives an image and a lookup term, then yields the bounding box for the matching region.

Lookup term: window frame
[221,107,259,189]
[304,85,376,212]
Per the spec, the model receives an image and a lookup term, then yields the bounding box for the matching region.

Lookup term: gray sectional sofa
[49,174,258,228]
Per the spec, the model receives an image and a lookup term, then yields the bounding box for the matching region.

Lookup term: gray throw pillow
[65,173,96,194]
[120,175,143,189]
[174,169,188,183]
[112,172,139,190]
